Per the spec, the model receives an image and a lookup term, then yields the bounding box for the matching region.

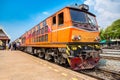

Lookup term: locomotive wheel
[54,55,59,64]
[54,52,66,65]
[45,50,51,60]
[33,49,37,55]
[38,52,45,58]
[59,55,66,65]
[54,52,60,64]
[24,48,27,52]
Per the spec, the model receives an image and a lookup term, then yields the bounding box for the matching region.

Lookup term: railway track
[101,56,120,61]
[100,49,120,61]
[99,68,120,79]
[102,49,120,52]
[52,61,119,80]
[77,68,120,80]
[39,54,120,80]
[39,56,120,80]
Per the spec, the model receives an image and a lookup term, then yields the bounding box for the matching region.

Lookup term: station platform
[0,50,96,80]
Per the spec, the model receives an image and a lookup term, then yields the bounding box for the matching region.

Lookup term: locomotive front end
[66,44,100,70]
[67,4,101,70]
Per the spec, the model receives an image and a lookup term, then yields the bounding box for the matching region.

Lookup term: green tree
[100,28,105,40]
[104,19,120,39]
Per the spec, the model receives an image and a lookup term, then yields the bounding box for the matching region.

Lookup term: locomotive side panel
[70,28,99,42]
[51,8,72,43]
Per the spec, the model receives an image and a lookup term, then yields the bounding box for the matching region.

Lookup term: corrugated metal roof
[0,26,10,40]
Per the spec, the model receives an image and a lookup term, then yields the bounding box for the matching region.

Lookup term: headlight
[72,35,81,41]
[95,36,100,41]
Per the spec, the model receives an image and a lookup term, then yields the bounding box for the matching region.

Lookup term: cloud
[84,0,95,6]
[84,0,120,28]
[42,11,49,15]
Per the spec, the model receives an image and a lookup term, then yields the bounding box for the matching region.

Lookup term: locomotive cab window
[70,9,87,23]
[70,9,98,31]
[58,12,64,25]
[52,16,56,25]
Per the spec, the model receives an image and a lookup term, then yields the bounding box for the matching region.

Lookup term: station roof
[0,27,10,40]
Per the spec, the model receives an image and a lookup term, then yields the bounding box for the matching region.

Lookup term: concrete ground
[0,50,97,80]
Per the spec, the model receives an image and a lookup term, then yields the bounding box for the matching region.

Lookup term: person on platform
[13,42,16,50]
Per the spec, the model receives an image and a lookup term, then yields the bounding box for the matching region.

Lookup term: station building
[0,27,10,49]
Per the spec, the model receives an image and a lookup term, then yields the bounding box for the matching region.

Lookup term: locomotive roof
[21,5,96,37]
[66,6,96,16]
[41,6,96,23]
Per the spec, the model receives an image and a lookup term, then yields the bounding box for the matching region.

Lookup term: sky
[0,0,120,41]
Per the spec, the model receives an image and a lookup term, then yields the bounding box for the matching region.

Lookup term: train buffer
[0,50,97,80]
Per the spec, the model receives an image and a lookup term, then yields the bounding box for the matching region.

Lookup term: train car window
[41,28,44,34]
[37,30,40,35]
[22,37,25,44]
[39,29,41,35]
[43,35,45,41]
[34,31,35,36]
[38,30,40,35]
[41,36,42,42]
[33,38,35,42]
[38,25,40,35]
[41,35,44,42]
[52,16,56,25]
[36,30,38,36]
[45,34,48,41]
[38,25,40,30]
[36,31,38,35]
[39,36,40,42]
[38,37,40,42]
[32,31,34,37]
[37,37,39,42]
[40,29,42,34]
[35,31,36,36]
[39,36,41,42]
[34,38,35,42]
[36,37,37,42]
[35,37,37,42]
[43,20,47,27]
[41,35,43,41]
[35,38,36,42]
[37,30,39,35]
[45,26,48,33]
[58,12,64,25]
[32,38,34,42]
[33,29,36,36]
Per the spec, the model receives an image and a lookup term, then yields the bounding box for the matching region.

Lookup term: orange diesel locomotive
[17,4,101,70]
